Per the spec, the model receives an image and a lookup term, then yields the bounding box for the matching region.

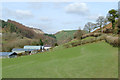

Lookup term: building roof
[12,48,38,51]
[24,46,41,50]
[44,45,51,47]
[24,49,37,51]
[12,48,25,51]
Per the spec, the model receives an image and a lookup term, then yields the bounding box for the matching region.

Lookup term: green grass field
[2,41,118,78]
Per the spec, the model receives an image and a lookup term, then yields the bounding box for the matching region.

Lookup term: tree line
[83,9,118,34]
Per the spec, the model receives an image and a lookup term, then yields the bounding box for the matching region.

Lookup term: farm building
[12,48,38,55]
[24,45,51,51]
[24,45,44,52]
[24,49,38,54]
[12,48,25,54]
[44,45,51,50]
[24,46,42,50]
[9,52,17,58]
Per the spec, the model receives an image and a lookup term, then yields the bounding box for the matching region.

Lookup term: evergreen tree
[107,9,118,33]
[39,39,43,46]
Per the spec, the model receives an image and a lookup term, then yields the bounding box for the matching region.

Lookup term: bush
[104,29,113,33]
[96,34,107,41]
[81,37,96,44]
[74,28,83,40]
[82,33,101,39]
[17,53,23,56]
[65,34,119,49]
[105,36,119,47]
[93,33,101,37]
[71,41,81,47]
[55,43,58,46]
[64,44,71,48]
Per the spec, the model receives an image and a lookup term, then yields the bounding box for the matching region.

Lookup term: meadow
[2,41,118,78]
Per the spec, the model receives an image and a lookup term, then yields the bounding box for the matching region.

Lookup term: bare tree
[103,18,108,26]
[84,22,94,33]
[96,16,105,33]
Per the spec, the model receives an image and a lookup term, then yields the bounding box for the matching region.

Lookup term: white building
[12,48,25,54]
[44,45,51,50]
[24,46,41,50]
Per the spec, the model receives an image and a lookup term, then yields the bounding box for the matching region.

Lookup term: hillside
[1,19,57,52]
[55,30,77,44]
[2,41,118,78]
[2,19,44,38]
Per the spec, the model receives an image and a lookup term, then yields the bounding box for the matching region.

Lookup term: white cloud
[16,10,32,16]
[3,8,33,20]
[65,2,89,15]
[15,10,33,19]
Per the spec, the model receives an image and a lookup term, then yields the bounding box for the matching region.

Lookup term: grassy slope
[2,41,118,78]
[55,30,77,44]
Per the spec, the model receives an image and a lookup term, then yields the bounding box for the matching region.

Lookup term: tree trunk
[100,26,102,33]
[112,20,115,34]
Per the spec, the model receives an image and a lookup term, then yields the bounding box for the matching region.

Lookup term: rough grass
[82,37,95,40]
[55,30,77,44]
[2,41,118,78]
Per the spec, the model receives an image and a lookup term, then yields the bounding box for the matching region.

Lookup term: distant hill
[54,30,77,44]
[1,19,57,52]
[2,19,44,39]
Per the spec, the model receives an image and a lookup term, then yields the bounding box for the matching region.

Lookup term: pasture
[2,41,118,78]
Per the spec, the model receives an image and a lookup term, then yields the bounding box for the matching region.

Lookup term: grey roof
[44,45,51,47]
[12,48,38,51]
[12,48,25,51]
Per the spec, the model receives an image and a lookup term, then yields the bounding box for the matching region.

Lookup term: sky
[1,2,118,34]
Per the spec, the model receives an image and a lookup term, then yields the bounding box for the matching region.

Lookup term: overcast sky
[2,2,118,34]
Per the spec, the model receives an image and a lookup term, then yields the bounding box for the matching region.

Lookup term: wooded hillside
[1,19,57,52]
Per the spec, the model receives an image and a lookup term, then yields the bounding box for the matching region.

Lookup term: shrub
[96,34,107,41]
[71,41,82,47]
[93,33,101,37]
[104,29,113,33]
[17,53,23,56]
[54,43,58,46]
[64,44,71,48]
[82,33,101,39]
[105,36,119,47]
[74,28,83,40]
